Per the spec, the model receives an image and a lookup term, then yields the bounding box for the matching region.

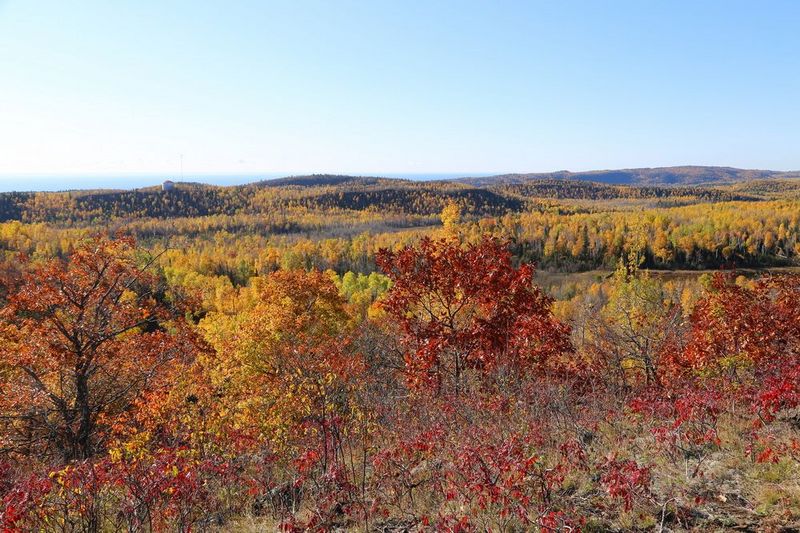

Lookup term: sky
[1,1,799,189]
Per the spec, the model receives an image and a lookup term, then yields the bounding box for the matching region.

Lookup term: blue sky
[1,0,799,186]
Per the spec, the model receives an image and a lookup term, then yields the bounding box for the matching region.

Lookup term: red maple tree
[376,236,571,394]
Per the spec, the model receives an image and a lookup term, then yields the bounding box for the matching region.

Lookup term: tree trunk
[74,368,94,461]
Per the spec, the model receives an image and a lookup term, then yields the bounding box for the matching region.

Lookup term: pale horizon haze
[1,1,799,189]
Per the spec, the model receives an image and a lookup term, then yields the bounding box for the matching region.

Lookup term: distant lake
[0,173,494,193]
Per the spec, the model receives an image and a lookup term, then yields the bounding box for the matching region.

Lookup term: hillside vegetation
[2,166,799,225]
[0,171,800,531]
[459,165,800,186]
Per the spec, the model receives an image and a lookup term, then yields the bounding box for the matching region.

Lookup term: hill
[1,167,799,225]
[0,175,769,225]
[458,165,800,186]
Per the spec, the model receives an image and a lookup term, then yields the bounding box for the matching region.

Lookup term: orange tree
[0,236,197,464]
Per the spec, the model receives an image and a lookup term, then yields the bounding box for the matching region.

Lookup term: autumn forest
[1,171,800,531]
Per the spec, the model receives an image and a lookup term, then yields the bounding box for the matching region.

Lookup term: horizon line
[2,164,800,179]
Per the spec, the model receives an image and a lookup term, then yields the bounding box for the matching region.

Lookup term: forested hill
[459,166,800,186]
[1,168,797,224]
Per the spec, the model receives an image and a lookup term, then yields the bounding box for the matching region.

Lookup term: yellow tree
[196,270,367,472]
[440,200,461,235]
